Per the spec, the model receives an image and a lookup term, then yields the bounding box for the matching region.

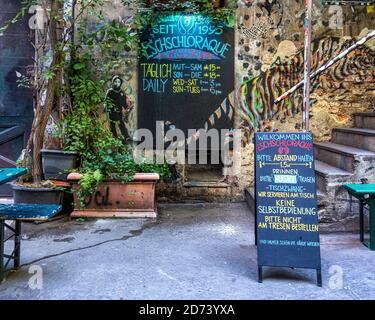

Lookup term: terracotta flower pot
[67,173,160,218]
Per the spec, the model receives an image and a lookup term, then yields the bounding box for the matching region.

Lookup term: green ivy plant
[57,54,171,206]
[76,151,172,207]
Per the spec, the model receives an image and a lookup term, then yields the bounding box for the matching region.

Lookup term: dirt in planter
[13,180,70,189]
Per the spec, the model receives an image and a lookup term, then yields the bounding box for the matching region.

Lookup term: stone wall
[233,0,375,199]
[93,0,375,203]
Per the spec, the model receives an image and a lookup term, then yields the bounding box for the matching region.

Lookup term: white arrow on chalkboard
[259,162,312,169]
[289,162,313,168]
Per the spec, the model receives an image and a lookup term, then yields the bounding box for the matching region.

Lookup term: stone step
[314,142,375,172]
[183,181,230,188]
[353,112,375,129]
[331,128,375,152]
[245,187,255,213]
[316,189,326,202]
[314,160,353,193]
[185,164,224,182]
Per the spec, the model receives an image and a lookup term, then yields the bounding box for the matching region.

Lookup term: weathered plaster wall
[92,1,375,203]
[84,1,139,138]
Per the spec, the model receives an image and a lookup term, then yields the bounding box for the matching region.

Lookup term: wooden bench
[344,184,375,250]
[0,204,62,283]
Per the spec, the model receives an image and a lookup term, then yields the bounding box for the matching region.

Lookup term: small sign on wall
[254,132,322,286]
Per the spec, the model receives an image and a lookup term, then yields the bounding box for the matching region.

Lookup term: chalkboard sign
[255,132,322,286]
[138,13,234,148]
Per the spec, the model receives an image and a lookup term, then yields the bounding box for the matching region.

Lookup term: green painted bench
[0,204,62,283]
[344,184,375,250]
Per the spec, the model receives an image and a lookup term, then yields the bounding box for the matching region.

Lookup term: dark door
[0,0,34,196]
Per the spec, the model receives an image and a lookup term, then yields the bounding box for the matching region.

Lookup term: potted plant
[60,52,171,218]
[9,0,147,213]
[41,118,79,181]
[2,0,73,212]
[66,146,171,218]
[3,0,103,212]
[39,107,79,181]
[68,172,160,218]
[67,158,169,218]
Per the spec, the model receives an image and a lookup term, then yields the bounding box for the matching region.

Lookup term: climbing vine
[0,0,234,195]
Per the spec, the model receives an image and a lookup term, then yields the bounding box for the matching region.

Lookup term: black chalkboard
[138,13,234,149]
[255,132,322,286]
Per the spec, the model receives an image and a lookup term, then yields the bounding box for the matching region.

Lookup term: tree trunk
[31,0,64,183]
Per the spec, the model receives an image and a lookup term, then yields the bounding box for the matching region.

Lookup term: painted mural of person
[105,75,133,143]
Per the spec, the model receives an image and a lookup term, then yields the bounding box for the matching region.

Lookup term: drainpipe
[303,0,313,132]
[274,28,375,106]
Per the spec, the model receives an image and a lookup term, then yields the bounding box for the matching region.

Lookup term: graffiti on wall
[203,37,375,145]
[240,15,274,41]
[85,4,138,143]
[238,0,288,79]
[105,75,134,144]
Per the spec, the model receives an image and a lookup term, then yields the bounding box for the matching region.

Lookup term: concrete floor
[0,202,374,300]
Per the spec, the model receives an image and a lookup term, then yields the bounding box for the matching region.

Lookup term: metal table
[344,184,375,250]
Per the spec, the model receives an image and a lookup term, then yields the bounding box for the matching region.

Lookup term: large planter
[41,149,79,181]
[67,173,160,218]
[11,183,73,215]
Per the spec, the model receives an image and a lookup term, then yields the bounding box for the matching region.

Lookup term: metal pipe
[274,29,375,105]
[302,0,313,132]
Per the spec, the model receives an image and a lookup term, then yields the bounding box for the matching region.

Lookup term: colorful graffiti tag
[141,15,231,61]
[204,37,375,145]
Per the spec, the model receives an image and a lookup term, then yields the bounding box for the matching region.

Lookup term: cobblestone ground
[0,202,374,300]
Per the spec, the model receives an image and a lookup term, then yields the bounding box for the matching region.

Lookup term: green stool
[344,184,375,250]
